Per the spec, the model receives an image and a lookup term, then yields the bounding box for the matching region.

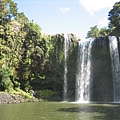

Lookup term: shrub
[0,68,13,91]
[39,89,56,100]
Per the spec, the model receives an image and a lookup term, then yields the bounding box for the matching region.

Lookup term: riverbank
[0,92,38,104]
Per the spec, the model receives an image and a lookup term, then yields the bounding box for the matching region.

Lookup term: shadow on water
[58,103,120,120]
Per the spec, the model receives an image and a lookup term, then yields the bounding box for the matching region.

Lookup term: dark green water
[0,102,120,120]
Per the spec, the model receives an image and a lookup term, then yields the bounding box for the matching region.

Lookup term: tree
[107,1,120,36]
[0,0,18,24]
[108,1,120,28]
[99,27,109,37]
[0,0,8,24]
[86,25,99,38]
[8,0,18,18]
[16,22,44,91]
[15,12,29,24]
[0,68,13,91]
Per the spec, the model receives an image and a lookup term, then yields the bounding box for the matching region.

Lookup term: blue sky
[14,0,119,39]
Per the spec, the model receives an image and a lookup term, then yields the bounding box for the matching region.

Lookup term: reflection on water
[74,103,120,120]
[0,102,120,120]
[59,103,120,120]
[77,105,93,120]
[76,105,107,120]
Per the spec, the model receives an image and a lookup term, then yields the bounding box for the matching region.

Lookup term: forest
[0,0,120,101]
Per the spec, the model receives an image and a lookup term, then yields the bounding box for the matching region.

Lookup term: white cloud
[98,17,109,27]
[79,0,119,15]
[60,7,71,14]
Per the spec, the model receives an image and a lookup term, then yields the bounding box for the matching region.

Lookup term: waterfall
[63,33,72,101]
[76,38,94,103]
[63,34,69,101]
[63,33,68,101]
[109,36,120,102]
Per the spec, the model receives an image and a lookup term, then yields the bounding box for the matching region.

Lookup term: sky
[14,0,119,39]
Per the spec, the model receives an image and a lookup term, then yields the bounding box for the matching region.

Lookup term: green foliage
[108,1,120,28]
[107,2,120,36]
[87,26,110,38]
[0,0,18,24]
[12,88,33,99]
[99,27,109,37]
[87,25,99,38]
[39,89,57,100]
[15,12,29,24]
[0,68,13,91]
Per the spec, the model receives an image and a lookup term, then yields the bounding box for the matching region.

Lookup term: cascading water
[63,33,72,101]
[109,36,120,102]
[63,33,68,101]
[62,35,120,103]
[76,38,94,103]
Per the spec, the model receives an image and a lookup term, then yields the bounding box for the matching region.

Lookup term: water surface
[0,102,120,120]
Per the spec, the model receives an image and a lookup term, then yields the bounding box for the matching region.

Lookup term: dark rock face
[91,37,113,102]
[65,39,78,101]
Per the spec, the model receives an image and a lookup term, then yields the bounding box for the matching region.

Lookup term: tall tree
[0,0,18,24]
[0,0,8,24]
[108,1,120,28]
